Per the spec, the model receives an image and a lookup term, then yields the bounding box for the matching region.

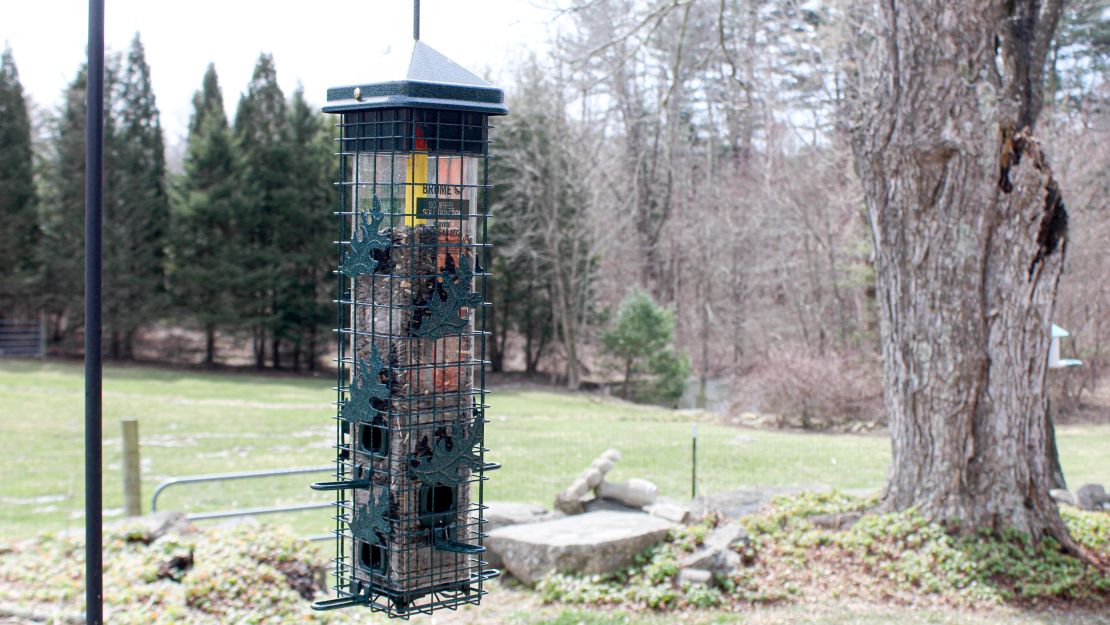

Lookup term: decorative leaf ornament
[412,256,483,339]
[340,198,391,276]
[340,344,389,425]
[409,410,485,485]
[349,488,391,545]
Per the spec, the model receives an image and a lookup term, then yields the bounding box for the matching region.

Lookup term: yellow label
[405,153,428,226]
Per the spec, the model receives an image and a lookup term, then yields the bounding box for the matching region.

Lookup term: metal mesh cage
[312,107,499,618]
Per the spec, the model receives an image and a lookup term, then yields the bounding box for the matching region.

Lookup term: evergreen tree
[281,87,335,371]
[172,63,238,365]
[105,34,169,359]
[601,289,688,405]
[233,53,293,368]
[0,46,38,318]
[38,65,94,346]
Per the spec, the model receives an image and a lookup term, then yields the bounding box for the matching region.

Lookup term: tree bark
[849,0,1071,542]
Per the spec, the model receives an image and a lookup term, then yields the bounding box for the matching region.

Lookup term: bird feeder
[1049,324,1082,369]
[310,30,506,618]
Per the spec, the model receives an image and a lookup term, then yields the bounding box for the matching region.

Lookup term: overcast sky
[1,0,554,148]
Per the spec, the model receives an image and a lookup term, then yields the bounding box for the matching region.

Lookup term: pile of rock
[676,522,750,587]
[483,448,749,586]
[553,448,690,523]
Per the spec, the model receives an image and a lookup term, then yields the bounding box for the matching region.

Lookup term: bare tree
[493,59,602,389]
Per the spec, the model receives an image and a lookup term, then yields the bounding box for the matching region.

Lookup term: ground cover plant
[1,360,1107,540]
[0,520,369,624]
[537,493,1110,613]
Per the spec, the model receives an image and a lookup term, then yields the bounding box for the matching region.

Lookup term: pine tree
[281,87,335,371]
[104,34,169,359]
[38,65,93,346]
[233,53,292,368]
[172,63,238,365]
[0,47,38,318]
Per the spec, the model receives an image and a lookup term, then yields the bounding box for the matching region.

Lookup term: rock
[591,459,614,475]
[567,477,591,500]
[584,468,604,488]
[1049,489,1077,507]
[678,523,748,574]
[155,550,195,582]
[690,486,828,520]
[808,511,863,530]
[645,502,691,524]
[584,497,642,514]
[1076,484,1109,511]
[554,493,586,515]
[487,511,675,585]
[597,478,658,508]
[842,488,880,500]
[681,547,740,574]
[107,511,194,544]
[677,568,713,586]
[484,502,550,532]
[601,448,622,463]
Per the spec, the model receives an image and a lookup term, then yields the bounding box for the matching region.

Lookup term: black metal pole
[413,0,420,40]
[691,423,697,498]
[85,0,105,623]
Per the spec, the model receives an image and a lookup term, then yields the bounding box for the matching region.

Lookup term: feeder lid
[1051,324,1069,339]
[324,41,507,115]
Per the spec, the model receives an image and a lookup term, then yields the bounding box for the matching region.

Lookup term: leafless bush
[733,347,884,429]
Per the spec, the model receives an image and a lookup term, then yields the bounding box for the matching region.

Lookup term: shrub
[601,289,690,406]
[736,347,883,429]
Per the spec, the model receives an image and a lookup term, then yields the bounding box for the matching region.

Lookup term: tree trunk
[1045,404,1067,491]
[849,0,1070,542]
[253,329,265,369]
[204,323,216,367]
[622,356,633,400]
[527,332,549,374]
[110,330,122,361]
[488,286,503,373]
[307,323,317,372]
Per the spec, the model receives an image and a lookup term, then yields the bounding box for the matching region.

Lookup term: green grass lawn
[0,359,1106,540]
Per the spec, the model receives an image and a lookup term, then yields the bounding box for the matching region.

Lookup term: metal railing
[0,319,44,358]
[151,465,335,541]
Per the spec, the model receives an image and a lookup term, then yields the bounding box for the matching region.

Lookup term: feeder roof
[1052,324,1070,338]
[324,41,507,115]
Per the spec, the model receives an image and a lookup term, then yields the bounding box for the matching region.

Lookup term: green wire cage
[311,39,507,618]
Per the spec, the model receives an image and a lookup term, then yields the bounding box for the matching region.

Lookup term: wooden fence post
[121,418,141,517]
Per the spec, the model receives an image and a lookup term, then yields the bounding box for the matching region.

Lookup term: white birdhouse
[1049,324,1082,369]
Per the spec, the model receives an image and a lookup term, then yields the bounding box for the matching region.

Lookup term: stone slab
[487,511,675,585]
